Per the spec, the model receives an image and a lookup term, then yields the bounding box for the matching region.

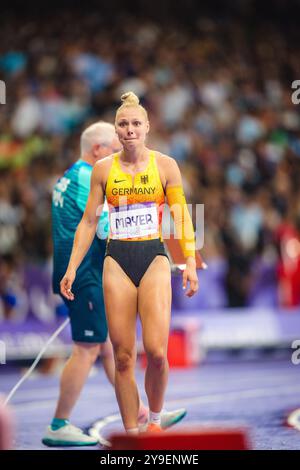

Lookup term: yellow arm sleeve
[166,185,195,259]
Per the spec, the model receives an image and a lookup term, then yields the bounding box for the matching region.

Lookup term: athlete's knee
[72,343,100,364]
[114,347,135,373]
[145,347,167,370]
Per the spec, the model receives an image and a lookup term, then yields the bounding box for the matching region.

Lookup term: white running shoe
[138,408,187,432]
[161,408,187,429]
[42,423,98,447]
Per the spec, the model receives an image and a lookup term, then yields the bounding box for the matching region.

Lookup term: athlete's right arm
[60,163,105,300]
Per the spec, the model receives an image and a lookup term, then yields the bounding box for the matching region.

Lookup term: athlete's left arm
[162,156,199,298]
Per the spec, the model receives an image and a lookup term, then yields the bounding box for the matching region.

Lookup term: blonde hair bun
[120,92,140,106]
[116,91,148,121]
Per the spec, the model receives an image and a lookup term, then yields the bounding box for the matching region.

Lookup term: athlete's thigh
[103,256,138,349]
[73,341,101,361]
[138,256,172,351]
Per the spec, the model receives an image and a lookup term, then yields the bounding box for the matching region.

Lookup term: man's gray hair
[80,121,116,155]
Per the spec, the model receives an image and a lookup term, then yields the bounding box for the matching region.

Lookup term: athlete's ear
[146,120,150,134]
[92,144,101,158]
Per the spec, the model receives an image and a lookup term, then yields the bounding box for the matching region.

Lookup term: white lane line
[89,414,120,448]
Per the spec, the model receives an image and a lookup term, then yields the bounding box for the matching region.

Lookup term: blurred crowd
[1,5,300,310]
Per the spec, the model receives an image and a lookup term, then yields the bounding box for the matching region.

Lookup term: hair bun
[120,92,140,106]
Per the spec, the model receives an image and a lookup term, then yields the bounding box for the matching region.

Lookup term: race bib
[110,203,159,239]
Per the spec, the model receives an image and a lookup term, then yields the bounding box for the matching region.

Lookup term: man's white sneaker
[42,423,98,447]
